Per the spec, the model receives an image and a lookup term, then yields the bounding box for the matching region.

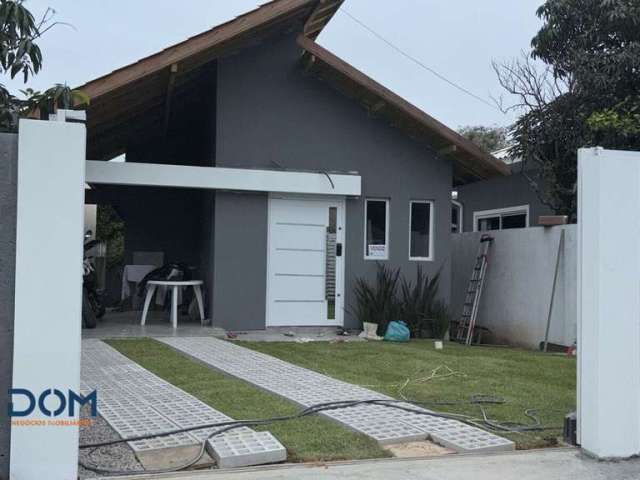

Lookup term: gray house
[82,0,508,331]
[454,148,553,233]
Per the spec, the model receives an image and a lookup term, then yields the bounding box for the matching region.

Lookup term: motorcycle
[82,231,105,328]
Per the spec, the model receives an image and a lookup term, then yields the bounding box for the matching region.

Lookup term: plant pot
[360,321,382,340]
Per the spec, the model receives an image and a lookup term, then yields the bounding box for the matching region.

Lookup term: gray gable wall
[212,29,453,329]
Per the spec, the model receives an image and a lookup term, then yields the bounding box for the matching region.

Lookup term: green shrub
[429,298,451,340]
[352,264,450,339]
[399,266,441,338]
[352,263,401,335]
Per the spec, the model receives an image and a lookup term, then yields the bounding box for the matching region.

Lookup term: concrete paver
[158,337,514,453]
[81,339,286,469]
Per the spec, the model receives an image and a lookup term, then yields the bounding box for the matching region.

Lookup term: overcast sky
[4,0,543,130]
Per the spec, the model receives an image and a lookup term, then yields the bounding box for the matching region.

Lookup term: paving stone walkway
[81,339,286,469]
[158,337,515,454]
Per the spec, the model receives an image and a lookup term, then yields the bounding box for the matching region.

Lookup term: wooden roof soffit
[78,0,317,102]
[303,0,344,39]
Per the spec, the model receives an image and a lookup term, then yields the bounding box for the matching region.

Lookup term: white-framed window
[473,205,530,232]
[451,200,463,233]
[409,200,434,261]
[364,198,389,260]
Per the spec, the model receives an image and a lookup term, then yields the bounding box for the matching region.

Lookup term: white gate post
[10,118,86,479]
[578,147,640,458]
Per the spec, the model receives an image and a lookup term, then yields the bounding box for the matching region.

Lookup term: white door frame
[266,194,346,327]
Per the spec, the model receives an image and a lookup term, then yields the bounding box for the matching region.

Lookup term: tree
[458,125,508,154]
[494,0,640,218]
[0,0,87,131]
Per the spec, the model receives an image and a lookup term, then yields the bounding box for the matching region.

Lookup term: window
[409,200,434,260]
[451,200,463,233]
[473,205,529,232]
[364,199,389,259]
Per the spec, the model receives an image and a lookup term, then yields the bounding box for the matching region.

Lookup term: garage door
[266,196,345,327]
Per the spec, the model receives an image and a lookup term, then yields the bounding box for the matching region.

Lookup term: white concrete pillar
[577,147,640,458]
[10,119,86,479]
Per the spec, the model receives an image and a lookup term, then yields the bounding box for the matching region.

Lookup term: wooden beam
[303,0,342,38]
[163,63,179,136]
[368,100,386,117]
[438,145,457,155]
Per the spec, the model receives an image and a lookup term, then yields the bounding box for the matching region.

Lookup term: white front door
[266,195,345,327]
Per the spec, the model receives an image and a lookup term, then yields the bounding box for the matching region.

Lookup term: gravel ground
[78,406,143,479]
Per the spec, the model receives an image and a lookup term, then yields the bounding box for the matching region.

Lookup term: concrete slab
[158,337,515,453]
[227,327,364,343]
[103,448,640,480]
[81,340,286,469]
[206,431,286,468]
[82,311,226,339]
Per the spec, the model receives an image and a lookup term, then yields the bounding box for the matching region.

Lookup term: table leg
[171,285,179,329]
[194,285,205,324]
[141,284,157,326]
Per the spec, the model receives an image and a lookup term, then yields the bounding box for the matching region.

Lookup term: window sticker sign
[368,244,387,258]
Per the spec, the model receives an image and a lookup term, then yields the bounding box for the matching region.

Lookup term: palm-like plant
[400,266,441,338]
[352,263,401,335]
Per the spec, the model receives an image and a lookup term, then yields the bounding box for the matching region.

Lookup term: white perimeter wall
[10,119,86,479]
[578,147,640,458]
[451,225,577,349]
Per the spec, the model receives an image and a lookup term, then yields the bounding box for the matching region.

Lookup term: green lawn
[106,338,389,462]
[240,340,576,449]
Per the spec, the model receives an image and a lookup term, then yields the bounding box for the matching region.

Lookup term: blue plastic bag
[384,321,410,342]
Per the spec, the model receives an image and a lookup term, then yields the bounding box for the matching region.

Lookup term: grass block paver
[206,431,286,468]
[81,339,286,468]
[158,337,514,453]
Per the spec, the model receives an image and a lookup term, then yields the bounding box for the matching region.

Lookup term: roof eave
[296,35,510,182]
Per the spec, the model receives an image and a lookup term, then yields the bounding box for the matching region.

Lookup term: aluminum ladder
[455,234,494,345]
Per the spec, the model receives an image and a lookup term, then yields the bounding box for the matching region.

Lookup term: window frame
[451,200,463,234]
[363,198,390,260]
[408,200,435,262]
[472,204,530,232]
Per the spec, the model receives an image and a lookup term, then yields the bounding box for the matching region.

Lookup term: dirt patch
[384,440,455,458]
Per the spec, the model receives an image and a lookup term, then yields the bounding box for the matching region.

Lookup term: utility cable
[338,8,502,112]
[79,397,562,477]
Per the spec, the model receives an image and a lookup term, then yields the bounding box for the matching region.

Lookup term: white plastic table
[141,280,205,328]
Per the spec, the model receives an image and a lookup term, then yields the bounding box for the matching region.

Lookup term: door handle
[336,243,343,257]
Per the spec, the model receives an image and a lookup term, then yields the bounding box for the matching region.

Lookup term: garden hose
[79,396,563,476]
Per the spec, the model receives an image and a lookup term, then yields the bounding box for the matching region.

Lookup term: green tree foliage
[96,205,125,269]
[495,0,640,218]
[458,125,508,153]
[0,0,87,130]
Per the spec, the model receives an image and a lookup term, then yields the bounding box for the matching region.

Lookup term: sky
[5,0,544,130]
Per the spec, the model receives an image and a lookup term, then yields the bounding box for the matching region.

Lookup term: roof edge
[297,35,511,181]
[78,0,317,101]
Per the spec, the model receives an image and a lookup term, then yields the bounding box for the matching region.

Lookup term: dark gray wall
[0,133,17,478]
[212,192,268,329]
[456,165,553,232]
[213,30,452,329]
